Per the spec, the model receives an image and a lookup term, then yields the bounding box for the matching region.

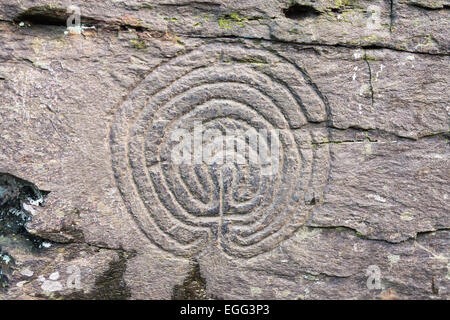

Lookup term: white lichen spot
[16,281,27,287]
[353,50,363,60]
[406,55,415,61]
[430,154,444,159]
[1,255,11,265]
[39,273,63,293]
[20,268,34,277]
[367,194,387,203]
[303,274,317,281]
[388,254,400,265]
[42,242,52,248]
[22,203,36,215]
[250,287,262,297]
[275,289,291,298]
[400,211,415,221]
[49,272,60,281]
[388,233,401,241]
[41,280,63,293]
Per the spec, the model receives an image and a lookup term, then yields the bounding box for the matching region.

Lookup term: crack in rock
[172,261,211,300]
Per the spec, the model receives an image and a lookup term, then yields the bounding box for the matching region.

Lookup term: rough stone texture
[0,0,448,300]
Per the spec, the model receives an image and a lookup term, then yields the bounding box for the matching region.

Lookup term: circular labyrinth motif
[110,43,330,258]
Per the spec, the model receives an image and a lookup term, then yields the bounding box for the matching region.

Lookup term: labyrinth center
[110,44,330,258]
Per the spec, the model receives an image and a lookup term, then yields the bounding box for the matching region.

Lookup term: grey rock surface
[0,0,448,299]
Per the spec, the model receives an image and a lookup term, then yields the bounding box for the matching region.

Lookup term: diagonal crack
[363,51,375,109]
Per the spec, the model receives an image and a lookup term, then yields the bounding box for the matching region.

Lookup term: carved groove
[110,44,330,258]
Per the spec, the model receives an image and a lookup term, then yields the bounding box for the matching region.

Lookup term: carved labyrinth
[110,44,330,258]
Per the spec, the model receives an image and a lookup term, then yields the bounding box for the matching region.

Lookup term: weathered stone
[0,0,448,300]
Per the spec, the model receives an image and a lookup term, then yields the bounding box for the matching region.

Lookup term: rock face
[0,0,448,300]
